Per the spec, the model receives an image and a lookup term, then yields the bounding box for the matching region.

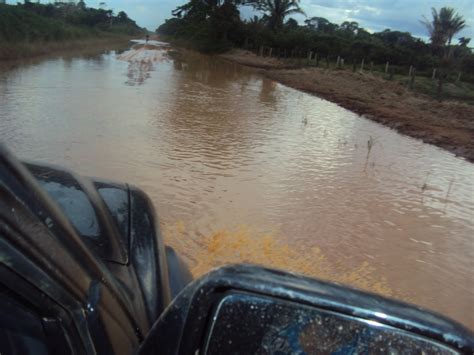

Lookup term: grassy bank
[0,3,143,61]
[220,50,474,162]
[390,74,474,104]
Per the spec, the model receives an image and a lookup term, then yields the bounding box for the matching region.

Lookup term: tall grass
[0,4,92,42]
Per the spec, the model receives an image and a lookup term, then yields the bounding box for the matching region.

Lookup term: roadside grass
[250,52,474,104]
[371,71,474,103]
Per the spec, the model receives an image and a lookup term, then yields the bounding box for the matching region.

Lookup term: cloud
[298,0,473,38]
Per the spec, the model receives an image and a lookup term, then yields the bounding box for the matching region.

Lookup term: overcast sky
[11,0,474,39]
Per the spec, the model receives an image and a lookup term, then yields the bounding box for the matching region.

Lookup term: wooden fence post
[268,48,273,57]
[432,68,436,79]
[360,58,365,72]
[336,56,340,68]
[408,65,413,77]
[385,61,389,73]
[456,72,462,83]
[409,68,416,89]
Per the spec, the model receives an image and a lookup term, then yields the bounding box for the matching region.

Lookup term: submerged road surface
[0,41,472,328]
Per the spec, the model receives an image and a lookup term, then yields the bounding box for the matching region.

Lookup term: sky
[10,0,474,40]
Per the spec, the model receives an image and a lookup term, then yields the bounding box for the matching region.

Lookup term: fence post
[389,68,394,80]
[308,51,313,61]
[360,58,365,72]
[408,65,413,77]
[268,48,273,57]
[385,61,389,73]
[432,68,436,79]
[370,61,374,73]
[409,68,416,89]
[341,58,344,68]
[456,72,462,83]
[336,56,340,68]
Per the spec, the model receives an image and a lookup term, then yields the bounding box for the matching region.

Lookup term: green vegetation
[157,1,474,99]
[420,7,470,99]
[254,0,305,31]
[0,1,144,60]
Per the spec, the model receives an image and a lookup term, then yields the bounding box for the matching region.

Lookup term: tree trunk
[447,36,453,59]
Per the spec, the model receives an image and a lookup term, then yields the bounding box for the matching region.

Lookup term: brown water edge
[220,50,474,162]
[0,36,134,71]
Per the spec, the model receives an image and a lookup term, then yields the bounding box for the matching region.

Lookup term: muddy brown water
[0,42,473,329]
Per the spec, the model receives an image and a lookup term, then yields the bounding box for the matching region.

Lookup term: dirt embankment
[221,50,474,162]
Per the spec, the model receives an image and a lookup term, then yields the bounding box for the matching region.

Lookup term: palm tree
[458,37,470,47]
[252,0,305,31]
[421,7,467,100]
[422,7,466,57]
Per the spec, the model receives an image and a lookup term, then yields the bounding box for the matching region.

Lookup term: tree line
[157,0,473,88]
[0,1,144,43]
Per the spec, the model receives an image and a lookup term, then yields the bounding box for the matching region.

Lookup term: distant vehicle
[0,146,473,355]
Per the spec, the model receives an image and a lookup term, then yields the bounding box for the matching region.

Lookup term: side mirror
[139,265,473,354]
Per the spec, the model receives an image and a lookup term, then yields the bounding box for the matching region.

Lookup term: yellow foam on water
[163,222,392,297]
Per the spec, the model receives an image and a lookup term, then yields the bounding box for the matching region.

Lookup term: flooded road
[0,41,473,328]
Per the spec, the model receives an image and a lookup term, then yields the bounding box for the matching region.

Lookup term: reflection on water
[0,42,473,328]
[125,60,153,86]
[117,42,170,86]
